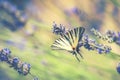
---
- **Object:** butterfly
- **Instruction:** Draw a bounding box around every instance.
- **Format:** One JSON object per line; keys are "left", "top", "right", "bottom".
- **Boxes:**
{"left": 51, "top": 27, "right": 85, "bottom": 62}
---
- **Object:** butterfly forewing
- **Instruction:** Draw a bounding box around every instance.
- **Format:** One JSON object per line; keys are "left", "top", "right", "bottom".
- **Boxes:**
{"left": 51, "top": 37, "right": 73, "bottom": 51}
{"left": 78, "top": 27, "right": 85, "bottom": 42}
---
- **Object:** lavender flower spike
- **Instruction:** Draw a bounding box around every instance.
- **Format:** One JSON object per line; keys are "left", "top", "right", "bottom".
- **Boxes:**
{"left": 52, "top": 22, "right": 66, "bottom": 36}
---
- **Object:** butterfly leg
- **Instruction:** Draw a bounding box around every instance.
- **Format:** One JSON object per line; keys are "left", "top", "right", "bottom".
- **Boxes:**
{"left": 74, "top": 54, "right": 80, "bottom": 62}
{"left": 77, "top": 52, "right": 84, "bottom": 59}
{"left": 76, "top": 45, "right": 84, "bottom": 59}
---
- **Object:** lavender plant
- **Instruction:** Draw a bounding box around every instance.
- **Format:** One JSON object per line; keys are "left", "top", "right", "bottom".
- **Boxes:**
{"left": 52, "top": 23, "right": 119, "bottom": 74}
{"left": 117, "top": 63, "right": 120, "bottom": 74}
{"left": 52, "top": 23, "right": 112, "bottom": 54}
{"left": 52, "top": 22, "right": 66, "bottom": 36}
{"left": 0, "top": 48, "right": 38, "bottom": 80}
{"left": 81, "top": 34, "right": 112, "bottom": 54}
{"left": 91, "top": 28, "right": 120, "bottom": 45}
{"left": 0, "top": 1, "right": 28, "bottom": 31}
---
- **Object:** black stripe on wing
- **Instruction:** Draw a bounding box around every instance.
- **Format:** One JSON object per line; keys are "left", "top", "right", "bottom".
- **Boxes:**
{"left": 66, "top": 27, "right": 85, "bottom": 46}
{"left": 69, "top": 30, "right": 74, "bottom": 43}
{"left": 74, "top": 27, "right": 78, "bottom": 38}
{"left": 78, "top": 27, "right": 85, "bottom": 42}
{"left": 63, "top": 33, "right": 72, "bottom": 46}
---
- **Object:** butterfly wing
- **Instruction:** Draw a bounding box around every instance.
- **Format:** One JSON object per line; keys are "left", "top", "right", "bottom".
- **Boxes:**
{"left": 51, "top": 27, "right": 85, "bottom": 52}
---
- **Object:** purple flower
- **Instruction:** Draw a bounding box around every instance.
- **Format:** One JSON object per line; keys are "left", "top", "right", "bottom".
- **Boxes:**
{"left": 72, "top": 8, "right": 79, "bottom": 15}
{"left": 95, "top": 0, "right": 106, "bottom": 14}
{"left": 106, "top": 30, "right": 116, "bottom": 38}
{"left": 97, "top": 48, "right": 103, "bottom": 54}
{"left": 116, "top": 63, "right": 120, "bottom": 74}
{"left": 52, "top": 22, "right": 66, "bottom": 36}
{"left": 1, "top": 48, "right": 11, "bottom": 55}
{"left": 0, "top": 48, "right": 11, "bottom": 61}
{"left": 33, "top": 77, "right": 39, "bottom": 80}
{"left": 82, "top": 34, "right": 111, "bottom": 54}
{"left": 104, "top": 46, "right": 112, "bottom": 53}
{"left": 0, "top": 48, "right": 35, "bottom": 78}
{"left": 115, "top": 32, "right": 120, "bottom": 45}
{"left": 12, "top": 57, "right": 19, "bottom": 69}
{"left": 22, "top": 63, "right": 31, "bottom": 76}
{"left": 0, "top": 54, "right": 8, "bottom": 61}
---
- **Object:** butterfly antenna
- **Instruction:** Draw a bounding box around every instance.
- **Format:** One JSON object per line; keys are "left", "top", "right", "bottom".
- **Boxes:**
{"left": 74, "top": 54, "right": 80, "bottom": 62}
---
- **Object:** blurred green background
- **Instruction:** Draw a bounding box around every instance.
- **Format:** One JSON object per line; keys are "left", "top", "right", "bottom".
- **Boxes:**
{"left": 0, "top": 0, "right": 120, "bottom": 80}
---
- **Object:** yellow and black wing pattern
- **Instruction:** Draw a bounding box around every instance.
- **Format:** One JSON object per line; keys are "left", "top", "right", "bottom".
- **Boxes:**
{"left": 51, "top": 27, "right": 85, "bottom": 61}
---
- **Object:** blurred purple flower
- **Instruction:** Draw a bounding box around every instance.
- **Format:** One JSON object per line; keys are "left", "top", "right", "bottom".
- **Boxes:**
{"left": 72, "top": 7, "right": 80, "bottom": 15}
{"left": 112, "top": 6, "right": 119, "bottom": 17}
{"left": 0, "top": 48, "right": 32, "bottom": 76}
{"left": 115, "top": 32, "right": 120, "bottom": 45}
{"left": 82, "top": 34, "right": 111, "bottom": 54}
{"left": 116, "top": 63, "right": 120, "bottom": 74}
{"left": 22, "top": 62, "right": 31, "bottom": 76}
{"left": 95, "top": 0, "right": 106, "bottom": 14}
{"left": 72, "top": 8, "right": 88, "bottom": 21}
{"left": 0, "top": 0, "right": 28, "bottom": 31}
{"left": 52, "top": 22, "right": 66, "bottom": 36}
{"left": 0, "top": 48, "right": 11, "bottom": 61}
{"left": 10, "top": 57, "right": 19, "bottom": 70}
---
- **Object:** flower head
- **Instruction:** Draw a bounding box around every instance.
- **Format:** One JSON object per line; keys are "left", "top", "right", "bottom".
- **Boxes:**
{"left": 52, "top": 22, "right": 66, "bottom": 36}
{"left": 82, "top": 34, "right": 111, "bottom": 54}
{"left": 22, "top": 63, "right": 31, "bottom": 75}
{"left": 12, "top": 57, "right": 20, "bottom": 69}
{"left": 115, "top": 32, "right": 120, "bottom": 45}
{"left": 116, "top": 63, "right": 120, "bottom": 74}
{"left": 0, "top": 48, "right": 11, "bottom": 61}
